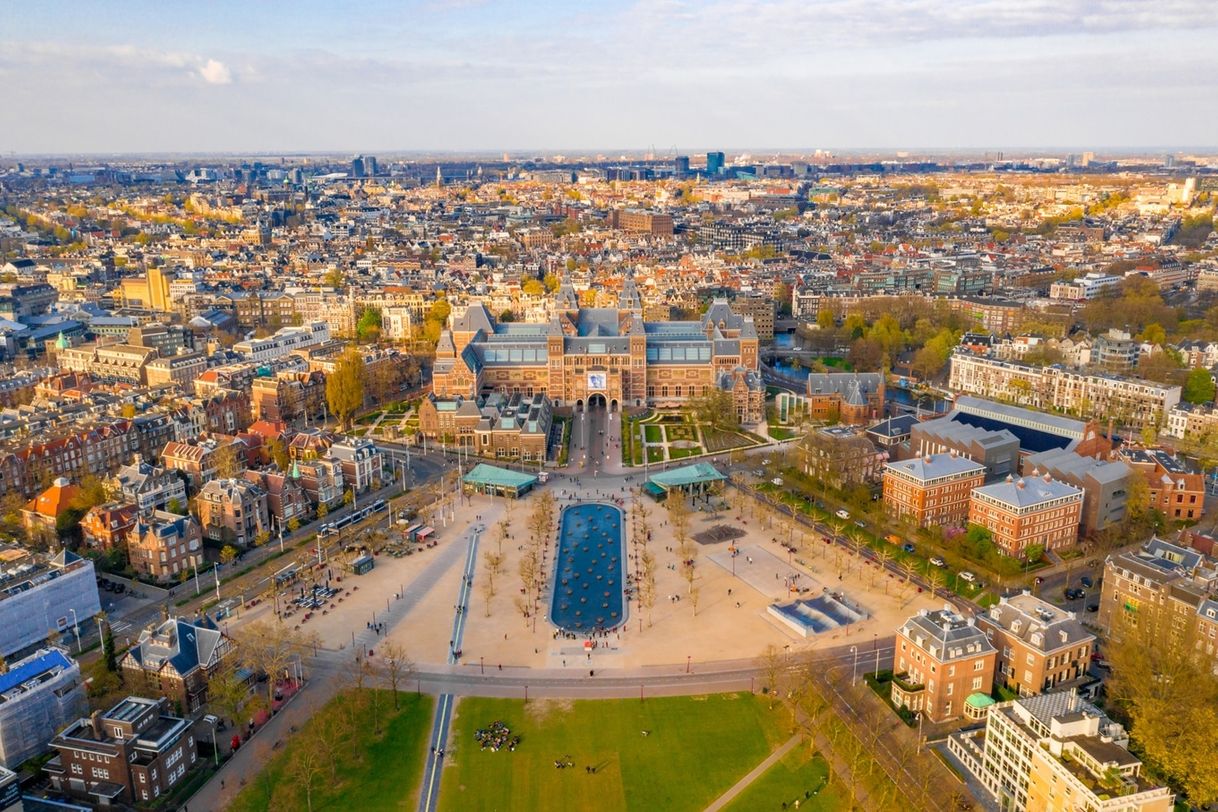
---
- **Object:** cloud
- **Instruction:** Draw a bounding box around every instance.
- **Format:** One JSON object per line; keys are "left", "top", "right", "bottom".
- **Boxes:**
{"left": 198, "top": 58, "right": 232, "bottom": 85}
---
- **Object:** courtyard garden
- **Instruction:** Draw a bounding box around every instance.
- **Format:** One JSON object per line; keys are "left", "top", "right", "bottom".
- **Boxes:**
{"left": 439, "top": 693, "right": 806, "bottom": 812}
{"left": 622, "top": 411, "right": 764, "bottom": 466}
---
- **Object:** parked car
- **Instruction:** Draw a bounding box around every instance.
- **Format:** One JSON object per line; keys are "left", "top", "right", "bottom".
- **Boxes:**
{"left": 1034, "top": 576, "right": 1045, "bottom": 585}
{"left": 1080, "top": 575, "right": 1094, "bottom": 588}
{"left": 835, "top": 509, "right": 850, "bottom": 520}
{"left": 959, "top": 571, "right": 977, "bottom": 584}
{"left": 929, "top": 556, "right": 946, "bottom": 568}
{"left": 1086, "top": 603, "right": 1099, "bottom": 613}
{"left": 1065, "top": 587, "right": 1085, "bottom": 600}
{"left": 902, "top": 543, "right": 916, "bottom": 554}
{"left": 771, "top": 477, "right": 784, "bottom": 487}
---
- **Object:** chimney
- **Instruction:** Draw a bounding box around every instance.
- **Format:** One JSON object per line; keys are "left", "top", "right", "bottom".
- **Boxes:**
{"left": 90, "top": 710, "right": 104, "bottom": 740}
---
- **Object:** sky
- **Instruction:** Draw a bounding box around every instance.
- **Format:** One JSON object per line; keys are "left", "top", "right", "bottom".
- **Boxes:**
{"left": 2, "top": 0, "right": 1217, "bottom": 155}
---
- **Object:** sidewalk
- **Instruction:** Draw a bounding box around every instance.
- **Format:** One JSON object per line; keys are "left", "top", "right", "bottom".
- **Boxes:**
{"left": 703, "top": 733, "right": 801, "bottom": 812}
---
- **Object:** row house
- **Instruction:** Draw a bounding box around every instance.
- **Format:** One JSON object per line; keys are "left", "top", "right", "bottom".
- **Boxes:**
{"left": 242, "top": 469, "right": 310, "bottom": 526}
{"left": 127, "top": 511, "right": 203, "bottom": 583}
{"left": 46, "top": 696, "right": 199, "bottom": 806}
{"left": 250, "top": 371, "right": 326, "bottom": 426}
{"left": 189, "top": 388, "right": 252, "bottom": 435}
{"left": 115, "top": 459, "right": 188, "bottom": 515}
{"left": 892, "top": 607, "right": 997, "bottom": 723}
{"left": 197, "top": 478, "right": 269, "bottom": 548}
{"left": 8, "top": 419, "right": 138, "bottom": 497}
{"left": 294, "top": 458, "right": 344, "bottom": 509}
{"left": 144, "top": 351, "right": 207, "bottom": 389}
{"left": 1116, "top": 448, "right": 1205, "bottom": 521}
{"left": 1099, "top": 538, "right": 1218, "bottom": 670}
{"left": 976, "top": 592, "right": 1095, "bottom": 697}
{"left": 948, "top": 352, "right": 1181, "bottom": 432}
{"left": 160, "top": 440, "right": 223, "bottom": 492}
{"left": 327, "top": 437, "right": 384, "bottom": 494}
{"left": 80, "top": 502, "right": 139, "bottom": 551}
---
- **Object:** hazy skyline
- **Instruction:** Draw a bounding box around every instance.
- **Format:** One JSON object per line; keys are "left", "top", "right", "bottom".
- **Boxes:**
{"left": 3, "top": 0, "right": 1217, "bottom": 155}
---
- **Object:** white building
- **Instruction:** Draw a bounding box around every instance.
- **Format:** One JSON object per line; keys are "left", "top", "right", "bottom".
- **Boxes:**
{"left": 1048, "top": 272, "right": 1122, "bottom": 301}
{"left": 0, "top": 550, "right": 101, "bottom": 658}
{"left": 233, "top": 321, "right": 330, "bottom": 363}
{"left": 0, "top": 647, "right": 87, "bottom": 768}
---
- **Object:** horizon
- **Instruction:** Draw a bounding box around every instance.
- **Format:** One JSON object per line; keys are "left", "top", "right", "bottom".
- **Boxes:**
{"left": 4, "top": 0, "right": 1218, "bottom": 154}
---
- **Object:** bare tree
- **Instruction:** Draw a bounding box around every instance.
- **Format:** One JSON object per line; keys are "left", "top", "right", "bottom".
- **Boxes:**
{"left": 235, "top": 620, "right": 309, "bottom": 707}
{"left": 285, "top": 735, "right": 326, "bottom": 812}
{"left": 759, "top": 644, "right": 785, "bottom": 708}
{"left": 380, "top": 642, "right": 414, "bottom": 709}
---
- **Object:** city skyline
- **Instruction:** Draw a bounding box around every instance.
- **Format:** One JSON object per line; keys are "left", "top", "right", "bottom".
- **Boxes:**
{"left": 3, "top": 0, "right": 1218, "bottom": 154}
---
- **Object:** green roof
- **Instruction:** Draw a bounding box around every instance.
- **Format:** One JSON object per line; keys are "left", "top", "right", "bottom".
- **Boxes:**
{"left": 965, "top": 692, "right": 996, "bottom": 709}
{"left": 648, "top": 463, "right": 726, "bottom": 490}
{"left": 463, "top": 463, "right": 538, "bottom": 489}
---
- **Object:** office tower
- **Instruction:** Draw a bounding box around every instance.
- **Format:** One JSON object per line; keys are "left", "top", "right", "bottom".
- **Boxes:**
{"left": 674, "top": 155, "right": 690, "bottom": 177}
{"left": 706, "top": 151, "right": 725, "bottom": 176}
{"left": 351, "top": 155, "right": 366, "bottom": 178}
{"left": 366, "top": 155, "right": 379, "bottom": 176}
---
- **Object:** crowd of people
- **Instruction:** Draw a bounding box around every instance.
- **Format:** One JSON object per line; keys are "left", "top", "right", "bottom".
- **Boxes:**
{"left": 474, "top": 720, "right": 520, "bottom": 752}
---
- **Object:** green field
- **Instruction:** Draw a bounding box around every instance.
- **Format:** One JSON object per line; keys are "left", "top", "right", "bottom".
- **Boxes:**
{"left": 723, "top": 746, "right": 840, "bottom": 812}
{"left": 439, "top": 694, "right": 791, "bottom": 812}
{"left": 644, "top": 424, "right": 663, "bottom": 443}
{"left": 230, "top": 691, "right": 434, "bottom": 812}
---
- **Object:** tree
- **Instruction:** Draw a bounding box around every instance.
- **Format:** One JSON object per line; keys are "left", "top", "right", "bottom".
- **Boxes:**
{"left": 266, "top": 436, "right": 291, "bottom": 471}
{"left": 323, "top": 268, "right": 345, "bottom": 289}
{"left": 1183, "top": 367, "right": 1216, "bottom": 405}
{"left": 356, "top": 307, "right": 382, "bottom": 344}
{"left": 847, "top": 337, "right": 884, "bottom": 370}
{"left": 759, "top": 644, "right": 785, "bottom": 708}
{"left": 816, "top": 308, "right": 836, "bottom": 330}
{"left": 687, "top": 388, "right": 738, "bottom": 430}
{"left": 325, "top": 347, "right": 366, "bottom": 429}
{"left": 207, "top": 662, "right": 252, "bottom": 729}
{"left": 1106, "top": 598, "right": 1218, "bottom": 806}
{"left": 521, "top": 278, "right": 545, "bottom": 296}
{"left": 316, "top": 500, "right": 329, "bottom": 520}
{"left": 379, "top": 642, "right": 414, "bottom": 709}
{"left": 220, "top": 545, "right": 239, "bottom": 564}
{"left": 1024, "top": 543, "right": 1044, "bottom": 565}
{"left": 213, "top": 442, "right": 242, "bottom": 479}
{"left": 235, "top": 621, "right": 310, "bottom": 707}
{"left": 285, "top": 735, "right": 327, "bottom": 812}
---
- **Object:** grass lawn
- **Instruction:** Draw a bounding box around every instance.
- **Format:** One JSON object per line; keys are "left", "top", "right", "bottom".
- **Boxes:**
{"left": 440, "top": 694, "right": 788, "bottom": 812}
{"left": 230, "top": 691, "right": 434, "bottom": 812}
{"left": 722, "top": 746, "right": 840, "bottom": 812}
{"left": 647, "top": 446, "right": 666, "bottom": 464}
{"left": 643, "top": 424, "right": 663, "bottom": 443}
{"left": 768, "top": 425, "right": 797, "bottom": 441}
{"left": 669, "top": 446, "right": 704, "bottom": 460}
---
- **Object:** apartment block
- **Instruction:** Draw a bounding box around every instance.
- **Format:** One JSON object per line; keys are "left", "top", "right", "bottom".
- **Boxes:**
{"left": 0, "top": 549, "right": 101, "bottom": 658}
{"left": 969, "top": 475, "right": 1083, "bottom": 557}
{"left": 882, "top": 453, "right": 986, "bottom": 527}
{"left": 46, "top": 696, "right": 199, "bottom": 806}
{"left": 1098, "top": 538, "right": 1218, "bottom": 669}
{"left": 892, "top": 607, "right": 997, "bottom": 723}
{"left": 948, "top": 690, "right": 1172, "bottom": 812}
{"left": 976, "top": 592, "right": 1095, "bottom": 697}
{"left": 233, "top": 321, "right": 330, "bottom": 363}
{"left": 948, "top": 353, "right": 1181, "bottom": 432}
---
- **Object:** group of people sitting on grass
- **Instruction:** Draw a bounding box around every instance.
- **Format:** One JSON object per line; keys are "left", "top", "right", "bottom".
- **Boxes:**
{"left": 474, "top": 720, "right": 519, "bottom": 752}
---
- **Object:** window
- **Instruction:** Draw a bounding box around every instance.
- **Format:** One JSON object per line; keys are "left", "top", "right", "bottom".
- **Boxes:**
{"left": 972, "top": 676, "right": 983, "bottom": 690}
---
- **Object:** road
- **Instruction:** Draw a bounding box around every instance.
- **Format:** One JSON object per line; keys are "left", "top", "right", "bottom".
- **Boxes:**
{"left": 418, "top": 522, "right": 483, "bottom": 812}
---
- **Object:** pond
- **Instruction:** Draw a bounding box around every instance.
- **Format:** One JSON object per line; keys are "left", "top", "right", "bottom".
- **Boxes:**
{"left": 550, "top": 503, "right": 626, "bottom": 633}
